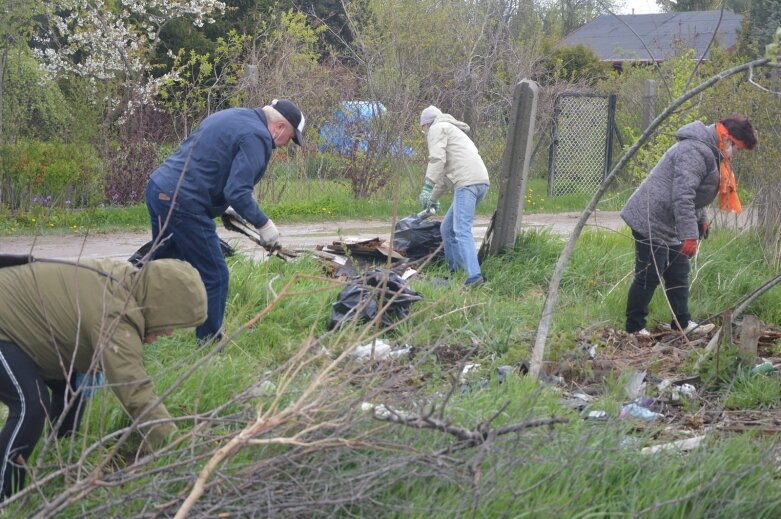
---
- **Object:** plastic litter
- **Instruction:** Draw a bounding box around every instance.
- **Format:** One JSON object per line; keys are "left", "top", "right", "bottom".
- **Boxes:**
{"left": 350, "top": 340, "right": 411, "bottom": 360}
{"left": 624, "top": 370, "right": 647, "bottom": 400}
{"left": 642, "top": 435, "right": 706, "bottom": 455}
{"left": 459, "top": 363, "right": 481, "bottom": 383}
{"left": 248, "top": 380, "right": 277, "bottom": 397}
{"left": 496, "top": 365, "right": 513, "bottom": 383}
{"left": 751, "top": 360, "right": 774, "bottom": 375}
{"left": 360, "top": 402, "right": 412, "bottom": 419}
{"left": 585, "top": 410, "right": 608, "bottom": 420}
{"left": 329, "top": 269, "right": 423, "bottom": 329}
{"left": 658, "top": 379, "right": 697, "bottom": 401}
{"left": 392, "top": 214, "right": 443, "bottom": 261}
{"left": 619, "top": 403, "right": 663, "bottom": 421}
{"left": 678, "top": 383, "right": 697, "bottom": 397}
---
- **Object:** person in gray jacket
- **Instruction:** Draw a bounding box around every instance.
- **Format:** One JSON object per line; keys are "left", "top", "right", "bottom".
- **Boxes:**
{"left": 621, "top": 114, "right": 756, "bottom": 336}
{"left": 418, "top": 105, "right": 490, "bottom": 287}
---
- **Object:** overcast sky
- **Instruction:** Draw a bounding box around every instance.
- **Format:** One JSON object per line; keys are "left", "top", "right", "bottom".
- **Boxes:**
{"left": 616, "top": 0, "right": 662, "bottom": 14}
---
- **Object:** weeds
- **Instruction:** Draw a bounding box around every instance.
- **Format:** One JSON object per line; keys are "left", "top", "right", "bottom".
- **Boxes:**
{"left": 2, "top": 226, "right": 780, "bottom": 516}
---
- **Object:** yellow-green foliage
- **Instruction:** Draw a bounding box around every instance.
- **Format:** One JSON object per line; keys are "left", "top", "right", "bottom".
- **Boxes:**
{"left": 620, "top": 50, "right": 704, "bottom": 183}
{"left": 158, "top": 30, "right": 251, "bottom": 135}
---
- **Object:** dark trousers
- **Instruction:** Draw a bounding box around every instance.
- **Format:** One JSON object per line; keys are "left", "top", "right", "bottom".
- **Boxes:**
{"left": 625, "top": 230, "right": 691, "bottom": 333}
{"left": 0, "top": 341, "right": 84, "bottom": 500}
{"left": 146, "top": 180, "right": 229, "bottom": 341}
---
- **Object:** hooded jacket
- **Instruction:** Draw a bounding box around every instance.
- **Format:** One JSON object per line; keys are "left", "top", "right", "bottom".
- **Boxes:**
{"left": 424, "top": 114, "right": 490, "bottom": 201}
{"left": 0, "top": 258, "right": 207, "bottom": 448}
{"left": 620, "top": 121, "right": 720, "bottom": 245}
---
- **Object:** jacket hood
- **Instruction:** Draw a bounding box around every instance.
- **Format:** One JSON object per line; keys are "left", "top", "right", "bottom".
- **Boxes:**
{"left": 131, "top": 259, "right": 207, "bottom": 334}
{"left": 676, "top": 121, "right": 717, "bottom": 152}
{"left": 433, "top": 113, "right": 471, "bottom": 133}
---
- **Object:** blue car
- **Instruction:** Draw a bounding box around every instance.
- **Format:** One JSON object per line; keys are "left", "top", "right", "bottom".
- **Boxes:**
{"left": 319, "top": 101, "right": 413, "bottom": 156}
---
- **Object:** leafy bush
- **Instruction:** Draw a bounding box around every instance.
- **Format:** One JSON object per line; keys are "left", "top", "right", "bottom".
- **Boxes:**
{"left": 1, "top": 48, "right": 72, "bottom": 142}
{"left": 0, "top": 139, "right": 102, "bottom": 211}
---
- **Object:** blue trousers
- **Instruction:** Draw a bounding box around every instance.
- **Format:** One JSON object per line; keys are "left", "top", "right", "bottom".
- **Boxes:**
{"left": 145, "top": 181, "right": 228, "bottom": 341}
{"left": 440, "top": 184, "right": 488, "bottom": 283}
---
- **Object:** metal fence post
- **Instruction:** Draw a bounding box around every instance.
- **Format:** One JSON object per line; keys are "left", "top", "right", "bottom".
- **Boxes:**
{"left": 642, "top": 79, "right": 656, "bottom": 131}
{"left": 489, "top": 80, "right": 540, "bottom": 255}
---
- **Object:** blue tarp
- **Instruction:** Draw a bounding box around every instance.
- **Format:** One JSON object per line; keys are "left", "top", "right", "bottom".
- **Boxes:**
{"left": 319, "top": 101, "right": 413, "bottom": 156}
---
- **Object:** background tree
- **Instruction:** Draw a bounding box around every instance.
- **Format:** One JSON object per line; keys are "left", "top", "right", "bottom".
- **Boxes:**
{"left": 0, "top": 0, "right": 42, "bottom": 144}
{"left": 656, "top": 0, "right": 717, "bottom": 11}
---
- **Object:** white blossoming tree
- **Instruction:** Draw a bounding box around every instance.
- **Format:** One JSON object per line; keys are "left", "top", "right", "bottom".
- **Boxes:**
{"left": 35, "top": 0, "right": 226, "bottom": 117}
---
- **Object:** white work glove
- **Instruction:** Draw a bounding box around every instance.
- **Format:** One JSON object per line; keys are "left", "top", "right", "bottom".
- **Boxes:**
{"left": 256, "top": 219, "right": 279, "bottom": 248}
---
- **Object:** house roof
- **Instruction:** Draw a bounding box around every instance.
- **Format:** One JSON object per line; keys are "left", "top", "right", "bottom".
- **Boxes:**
{"left": 559, "top": 10, "right": 743, "bottom": 62}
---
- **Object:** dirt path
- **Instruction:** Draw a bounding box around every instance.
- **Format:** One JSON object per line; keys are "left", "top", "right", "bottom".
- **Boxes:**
{"left": 0, "top": 211, "right": 625, "bottom": 261}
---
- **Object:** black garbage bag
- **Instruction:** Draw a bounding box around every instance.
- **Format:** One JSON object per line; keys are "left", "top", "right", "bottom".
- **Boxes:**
{"left": 392, "top": 214, "right": 442, "bottom": 261}
{"left": 128, "top": 238, "right": 235, "bottom": 267}
{"left": 329, "top": 268, "right": 423, "bottom": 330}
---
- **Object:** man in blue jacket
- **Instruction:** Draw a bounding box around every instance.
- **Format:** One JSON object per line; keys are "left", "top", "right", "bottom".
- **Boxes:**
{"left": 145, "top": 99, "right": 305, "bottom": 342}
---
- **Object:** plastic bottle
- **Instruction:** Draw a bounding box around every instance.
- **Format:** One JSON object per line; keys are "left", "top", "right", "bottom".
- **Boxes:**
{"left": 619, "top": 403, "right": 663, "bottom": 421}
{"left": 751, "top": 361, "right": 774, "bottom": 375}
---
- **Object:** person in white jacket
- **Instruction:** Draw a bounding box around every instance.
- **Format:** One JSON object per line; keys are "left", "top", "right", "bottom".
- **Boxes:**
{"left": 418, "top": 105, "right": 490, "bottom": 287}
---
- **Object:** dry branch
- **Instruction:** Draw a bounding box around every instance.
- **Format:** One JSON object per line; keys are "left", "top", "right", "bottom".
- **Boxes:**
{"left": 530, "top": 58, "right": 773, "bottom": 380}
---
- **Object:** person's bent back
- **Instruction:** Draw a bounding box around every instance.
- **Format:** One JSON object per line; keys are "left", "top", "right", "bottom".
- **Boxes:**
{"left": 0, "top": 258, "right": 206, "bottom": 500}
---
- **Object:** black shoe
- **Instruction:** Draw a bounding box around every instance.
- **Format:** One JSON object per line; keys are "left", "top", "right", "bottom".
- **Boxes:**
{"left": 464, "top": 275, "right": 485, "bottom": 288}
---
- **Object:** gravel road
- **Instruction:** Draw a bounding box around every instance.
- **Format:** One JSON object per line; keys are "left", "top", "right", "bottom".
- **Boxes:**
{"left": 0, "top": 211, "right": 625, "bottom": 262}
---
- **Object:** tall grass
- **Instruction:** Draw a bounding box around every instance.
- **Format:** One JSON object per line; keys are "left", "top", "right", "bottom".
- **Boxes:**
{"left": 3, "top": 226, "right": 779, "bottom": 516}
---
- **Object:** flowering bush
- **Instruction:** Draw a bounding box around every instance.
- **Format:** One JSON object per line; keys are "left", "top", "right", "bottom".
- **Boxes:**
{"left": 0, "top": 140, "right": 102, "bottom": 211}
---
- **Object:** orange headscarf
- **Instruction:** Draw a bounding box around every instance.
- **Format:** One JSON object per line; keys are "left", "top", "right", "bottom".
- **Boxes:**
{"left": 715, "top": 122, "right": 745, "bottom": 214}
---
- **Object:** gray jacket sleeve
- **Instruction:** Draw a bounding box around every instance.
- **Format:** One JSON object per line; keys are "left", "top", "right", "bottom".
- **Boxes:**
{"left": 671, "top": 149, "right": 706, "bottom": 241}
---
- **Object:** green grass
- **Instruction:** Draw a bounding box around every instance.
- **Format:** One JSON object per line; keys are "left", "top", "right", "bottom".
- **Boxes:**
{"left": 5, "top": 226, "right": 781, "bottom": 516}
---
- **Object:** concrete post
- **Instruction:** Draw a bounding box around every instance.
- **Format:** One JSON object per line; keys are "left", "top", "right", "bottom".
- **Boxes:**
{"left": 489, "top": 79, "right": 539, "bottom": 255}
{"left": 642, "top": 79, "right": 657, "bottom": 131}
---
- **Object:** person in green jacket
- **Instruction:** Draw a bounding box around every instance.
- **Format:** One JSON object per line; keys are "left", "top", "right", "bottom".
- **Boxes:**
{"left": 0, "top": 257, "right": 207, "bottom": 500}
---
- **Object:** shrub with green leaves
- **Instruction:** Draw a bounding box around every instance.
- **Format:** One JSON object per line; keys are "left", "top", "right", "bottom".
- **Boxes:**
{"left": 0, "top": 139, "right": 102, "bottom": 211}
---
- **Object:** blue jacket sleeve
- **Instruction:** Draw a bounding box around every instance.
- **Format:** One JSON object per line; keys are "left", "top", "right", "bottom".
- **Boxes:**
{"left": 224, "top": 138, "right": 271, "bottom": 228}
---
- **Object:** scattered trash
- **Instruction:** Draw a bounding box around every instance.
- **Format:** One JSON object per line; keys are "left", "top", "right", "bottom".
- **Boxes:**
{"left": 326, "top": 238, "right": 404, "bottom": 261}
{"left": 352, "top": 339, "right": 392, "bottom": 359}
{"left": 392, "top": 213, "right": 443, "bottom": 261}
{"left": 620, "top": 403, "right": 664, "bottom": 421}
{"left": 460, "top": 363, "right": 481, "bottom": 383}
{"left": 562, "top": 392, "right": 593, "bottom": 411}
{"left": 584, "top": 410, "right": 608, "bottom": 420}
{"left": 401, "top": 268, "right": 417, "bottom": 280}
{"left": 329, "top": 269, "right": 423, "bottom": 329}
{"left": 624, "top": 370, "right": 647, "bottom": 400}
{"left": 247, "top": 380, "right": 277, "bottom": 397}
{"left": 751, "top": 360, "right": 774, "bottom": 375}
{"left": 641, "top": 435, "right": 706, "bottom": 454}
{"left": 350, "top": 339, "right": 411, "bottom": 360}
{"left": 678, "top": 383, "right": 697, "bottom": 398}
{"left": 658, "top": 379, "right": 697, "bottom": 401}
{"left": 496, "top": 365, "right": 513, "bottom": 383}
{"left": 360, "top": 402, "right": 412, "bottom": 419}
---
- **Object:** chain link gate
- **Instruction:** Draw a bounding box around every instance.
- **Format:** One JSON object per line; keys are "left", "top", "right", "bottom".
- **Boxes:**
{"left": 547, "top": 93, "right": 617, "bottom": 196}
